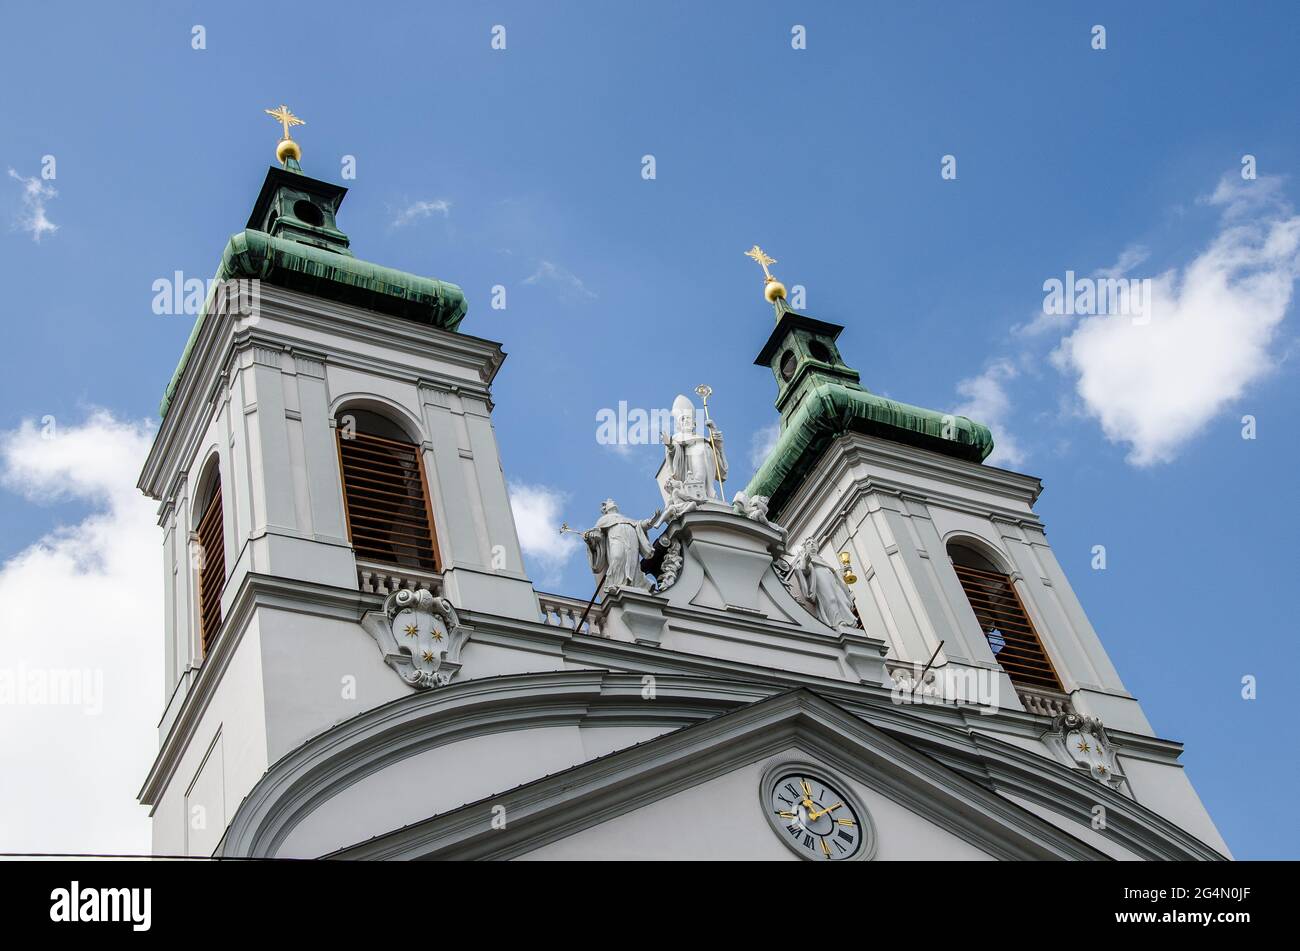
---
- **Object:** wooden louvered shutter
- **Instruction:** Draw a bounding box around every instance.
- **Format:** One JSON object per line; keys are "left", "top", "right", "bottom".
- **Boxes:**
{"left": 952, "top": 563, "right": 1062, "bottom": 691}
{"left": 337, "top": 427, "right": 439, "bottom": 572}
{"left": 196, "top": 483, "right": 225, "bottom": 657}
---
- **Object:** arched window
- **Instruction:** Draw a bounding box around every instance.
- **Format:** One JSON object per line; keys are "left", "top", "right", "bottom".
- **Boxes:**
{"left": 336, "top": 409, "right": 440, "bottom": 572}
{"left": 947, "top": 541, "right": 1061, "bottom": 691}
{"left": 195, "top": 472, "right": 225, "bottom": 657}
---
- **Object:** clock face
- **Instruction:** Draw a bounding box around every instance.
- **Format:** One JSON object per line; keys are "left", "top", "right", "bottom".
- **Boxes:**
{"left": 767, "top": 772, "right": 863, "bottom": 861}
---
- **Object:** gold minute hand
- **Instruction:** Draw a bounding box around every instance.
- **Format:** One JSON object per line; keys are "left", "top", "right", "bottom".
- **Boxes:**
{"left": 809, "top": 802, "right": 843, "bottom": 820}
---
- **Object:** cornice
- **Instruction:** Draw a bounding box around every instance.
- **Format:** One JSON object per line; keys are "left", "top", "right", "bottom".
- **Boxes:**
{"left": 780, "top": 432, "right": 1046, "bottom": 541}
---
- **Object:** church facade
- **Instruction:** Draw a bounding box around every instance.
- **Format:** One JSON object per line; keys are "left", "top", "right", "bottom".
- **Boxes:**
{"left": 136, "top": 116, "right": 1229, "bottom": 861}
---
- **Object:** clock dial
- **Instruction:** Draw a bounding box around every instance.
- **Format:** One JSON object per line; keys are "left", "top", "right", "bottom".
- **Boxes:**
{"left": 769, "top": 772, "right": 862, "bottom": 861}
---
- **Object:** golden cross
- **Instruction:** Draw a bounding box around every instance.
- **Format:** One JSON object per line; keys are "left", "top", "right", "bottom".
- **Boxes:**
{"left": 265, "top": 104, "right": 305, "bottom": 140}
{"left": 744, "top": 245, "right": 777, "bottom": 280}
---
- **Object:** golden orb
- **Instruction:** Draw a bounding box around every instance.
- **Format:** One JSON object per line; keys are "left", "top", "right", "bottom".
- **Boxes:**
{"left": 764, "top": 278, "right": 787, "bottom": 303}
{"left": 276, "top": 137, "right": 302, "bottom": 164}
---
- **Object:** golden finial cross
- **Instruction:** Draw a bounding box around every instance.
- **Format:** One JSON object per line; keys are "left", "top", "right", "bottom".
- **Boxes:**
{"left": 265, "top": 104, "right": 305, "bottom": 140}
{"left": 744, "top": 245, "right": 777, "bottom": 280}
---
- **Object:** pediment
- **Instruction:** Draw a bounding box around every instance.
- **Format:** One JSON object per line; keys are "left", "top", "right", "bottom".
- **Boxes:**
{"left": 331, "top": 689, "right": 1106, "bottom": 861}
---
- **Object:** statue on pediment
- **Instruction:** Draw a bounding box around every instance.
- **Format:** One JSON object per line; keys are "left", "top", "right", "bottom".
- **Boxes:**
{"left": 661, "top": 393, "right": 727, "bottom": 503}
{"left": 581, "top": 499, "right": 659, "bottom": 596}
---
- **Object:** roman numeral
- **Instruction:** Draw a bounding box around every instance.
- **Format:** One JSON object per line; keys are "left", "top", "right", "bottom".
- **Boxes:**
{"left": 803, "top": 833, "right": 814, "bottom": 849}
{"left": 837, "top": 829, "right": 854, "bottom": 842}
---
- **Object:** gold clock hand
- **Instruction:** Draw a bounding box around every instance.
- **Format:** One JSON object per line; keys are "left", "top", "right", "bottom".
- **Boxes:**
{"left": 809, "top": 802, "right": 844, "bottom": 820}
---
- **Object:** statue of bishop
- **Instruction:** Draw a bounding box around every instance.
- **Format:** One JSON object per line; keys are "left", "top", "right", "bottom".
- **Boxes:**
{"left": 661, "top": 394, "right": 728, "bottom": 503}
{"left": 583, "top": 499, "right": 659, "bottom": 596}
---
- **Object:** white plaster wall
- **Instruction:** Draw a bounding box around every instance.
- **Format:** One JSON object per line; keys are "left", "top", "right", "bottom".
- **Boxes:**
{"left": 257, "top": 608, "right": 411, "bottom": 763}
{"left": 456, "top": 639, "right": 570, "bottom": 680}
{"left": 1118, "top": 757, "right": 1231, "bottom": 857}
{"left": 150, "top": 618, "right": 269, "bottom": 856}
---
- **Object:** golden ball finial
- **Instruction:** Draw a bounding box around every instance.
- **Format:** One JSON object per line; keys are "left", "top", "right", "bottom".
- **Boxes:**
{"left": 276, "top": 138, "right": 302, "bottom": 164}
{"left": 265, "top": 104, "right": 306, "bottom": 167}
{"left": 745, "top": 245, "right": 787, "bottom": 304}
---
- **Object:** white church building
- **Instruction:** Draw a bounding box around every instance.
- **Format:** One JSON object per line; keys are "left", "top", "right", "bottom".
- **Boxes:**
{"left": 136, "top": 119, "right": 1229, "bottom": 861}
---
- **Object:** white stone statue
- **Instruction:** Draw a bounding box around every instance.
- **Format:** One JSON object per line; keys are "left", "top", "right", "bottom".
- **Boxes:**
{"left": 652, "top": 477, "right": 702, "bottom": 528}
{"left": 582, "top": 499, "right": 659, "bottom": 596}
{"left": 661, "top": 394, "right": 728, "bottom": 502}
{"left": 732, "top": 490, "right": 780, "bottom": 532}
{"left": 792, "top": 538, "right": 859, "bottom": 631}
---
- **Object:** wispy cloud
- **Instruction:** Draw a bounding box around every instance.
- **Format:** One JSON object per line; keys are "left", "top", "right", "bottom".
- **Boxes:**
{"left": 508, "top": 481, "right": 579, "bottom": 588}
{"left": 523, "top": 261, "right": 596, "bottom": 299}
{"left": 0, "top": 411, "right": 159, "bottom": 853}
{"left": 391, "top": 198, "right": 451, "bottom": 227}
{"left": 953, "top": 359, "right": 1026, "bottom": 468}
{"left": 749, "top": 422, "right": 780, "bottom": 471}
{"left": 1095, "top": 243, "right": 1151, "bottom": 279}
{"left": 7, "top": 169, "right": 58, "bottom": 242}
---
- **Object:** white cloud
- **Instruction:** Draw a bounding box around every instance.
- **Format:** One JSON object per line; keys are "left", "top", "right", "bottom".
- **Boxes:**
{"left": 1052, "top": 175, "right": 1300, "bottom": 466}
{"left": 953, "top": 359, "right": 1026, "bottom": 468}
{"left": 391, "top": 199, "right": 451, "bottom": 227}
{"left": 601, "top": 441, "right": 635, "bottom": 459}
{"left": 750, "top": 422, "right": 780, "bottom": 470}
{"left": 7, "top": 168, "right": 58, "bottom": 243}
{"left": 0, "top": 411, "right": 159, "bottom": 854}
{"left": 523, "top": 261, "right": 596, "bottom": 299}
{"left": 508, "top": 482, "right": 579, "bottom": 588}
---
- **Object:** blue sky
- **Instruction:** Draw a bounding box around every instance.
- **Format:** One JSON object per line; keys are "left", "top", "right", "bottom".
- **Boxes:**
{"left": 1, "top": 2, "right": 1297, "bottom": 857}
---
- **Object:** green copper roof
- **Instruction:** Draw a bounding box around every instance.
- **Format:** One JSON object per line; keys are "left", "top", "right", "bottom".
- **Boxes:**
{"left": 159, "top": 164, "right": 467, "bottom": 418}
{"left": 158, "top": 232, "right": 467, "bottom": 417}
{"left": 745, "top": 381, "right": 994, "bottom": 519}
{"left": 745, "top": 297, "right": 994, "bottom": 516}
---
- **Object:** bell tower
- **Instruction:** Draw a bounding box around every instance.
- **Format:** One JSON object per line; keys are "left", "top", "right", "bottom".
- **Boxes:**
{"left": 742, "top": 248, "right": 1152, "bottom": 735}
{"left": 137, "top": 110, "right": 537, "bottom": 855}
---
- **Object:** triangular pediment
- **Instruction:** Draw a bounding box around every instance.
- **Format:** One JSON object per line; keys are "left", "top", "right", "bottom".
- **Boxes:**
{"left": 332, "top": 689, "right": 1106, "bottom": 861}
